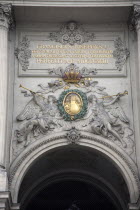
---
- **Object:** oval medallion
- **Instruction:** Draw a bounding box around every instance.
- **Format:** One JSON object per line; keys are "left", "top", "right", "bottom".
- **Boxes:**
{"left": 63, "top": 92, "right": 83, "bottom": 116}
{"left": 58, "top": 89, "right": 88, "bottom": 121}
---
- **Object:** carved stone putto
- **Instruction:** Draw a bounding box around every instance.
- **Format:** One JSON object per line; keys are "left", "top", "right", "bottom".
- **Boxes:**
{"left": 50, "top": 21, "right": 94, "bottom": 45}
{"left": 113, "top": 37, "right": 129, "bottom": 71}
{"left": 15, "top": 37, "right": 31, "bottom": 71}
{"left": 0, "top": 3, "right": 14, "bottom": 29}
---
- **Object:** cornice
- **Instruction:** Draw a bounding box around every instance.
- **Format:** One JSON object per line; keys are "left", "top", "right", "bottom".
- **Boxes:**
{"left": 0, "top": 0, "right": 139, "bottom": 7}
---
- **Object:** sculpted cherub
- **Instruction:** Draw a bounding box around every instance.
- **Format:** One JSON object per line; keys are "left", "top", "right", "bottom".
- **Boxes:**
{"left": 88, "top": 93, "right": 129, "bottom": 147}
{"left": 15, "top": 92, "right": 59, "bottom": 147}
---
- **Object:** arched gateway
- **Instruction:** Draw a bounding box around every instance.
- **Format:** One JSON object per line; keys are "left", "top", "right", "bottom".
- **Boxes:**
{"left": 10, "top": 132, "right": 140, "bottom": 209}
{"left": 0, "top": 2, "right": 140, "bottom": 210}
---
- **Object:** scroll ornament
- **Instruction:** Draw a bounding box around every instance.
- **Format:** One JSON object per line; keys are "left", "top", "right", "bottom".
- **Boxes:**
{"left": 50, "top": 21, "right": 94, "bottom": 45}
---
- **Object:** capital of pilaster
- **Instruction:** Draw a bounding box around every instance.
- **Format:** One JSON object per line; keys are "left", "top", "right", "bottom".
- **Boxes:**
{"left": 129, "top": 5, "right": 140, "bottom": 31}
{"left": 0, "top": 3, "right": 15, "bottom": 30}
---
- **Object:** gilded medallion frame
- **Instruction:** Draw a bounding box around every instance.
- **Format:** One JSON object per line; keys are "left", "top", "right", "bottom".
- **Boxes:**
{"left": 58, "top": 89, "right": 88, "bottom": 121}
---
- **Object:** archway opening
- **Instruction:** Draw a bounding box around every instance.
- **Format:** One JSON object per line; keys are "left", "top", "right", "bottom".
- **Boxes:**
{"left": 25, "top": 180, "right": 119, "bottom": 210}
{"left": 18, "top": 145, "right": 130, "bottom": 210}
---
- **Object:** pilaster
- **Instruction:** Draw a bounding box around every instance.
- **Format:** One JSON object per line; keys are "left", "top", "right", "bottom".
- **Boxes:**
{"left": 129, "top": 5, "right": 140, "bottom": 177}
{"left": 0, "top": 3, "right": 14, "bottom": 169}
{"left": 0, "top": 3, "right": 14, "bottom": 210}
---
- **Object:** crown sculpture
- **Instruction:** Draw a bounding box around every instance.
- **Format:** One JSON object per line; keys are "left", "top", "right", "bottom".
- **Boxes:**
{"left": 62, "top": 63, "right": 82, "bottom": 83}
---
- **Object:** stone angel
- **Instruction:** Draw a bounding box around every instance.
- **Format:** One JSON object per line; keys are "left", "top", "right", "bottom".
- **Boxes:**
{"left": 88, "top": 92, "right": 129, "bottom": 147}
{"left": 15, "top": 92, "right": 59, "bottom": 147}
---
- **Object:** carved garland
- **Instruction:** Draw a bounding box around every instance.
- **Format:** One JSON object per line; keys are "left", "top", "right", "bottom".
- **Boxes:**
{"left": 9, "top": 133, "right": 140, "bottom": 191}
{"left": 15, "top": 36, "right": 31, "bottom": 71}
{"left": 113, "top": 37, "right": 130, "bottom": 71}
{"left": 58, "top": 89, "right": 88, "bottom": 121}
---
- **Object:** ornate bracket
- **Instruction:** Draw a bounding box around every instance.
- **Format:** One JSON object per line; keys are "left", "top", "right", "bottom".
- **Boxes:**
{"left": 15, "top": 37, "right": 31, "bottom": 71}
{"left": 0, "top": 3, "right": 15, "bottom": 29}
{"left": 113, "top": 37, "right": 129, "bottom": 71}
{"left": 50, "top": 21, "right": 94, "bottom": 45}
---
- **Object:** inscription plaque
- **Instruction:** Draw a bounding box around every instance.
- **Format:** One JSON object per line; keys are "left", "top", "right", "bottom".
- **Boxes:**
{"left": 16, "top": 25, "right": 129, "bottom": 77}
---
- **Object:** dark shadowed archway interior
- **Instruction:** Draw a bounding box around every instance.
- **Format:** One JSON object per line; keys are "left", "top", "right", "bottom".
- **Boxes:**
{"left": 19, "top": 145, "right": 129, "bottom": 210}
{"left": 25, "top": 180, "right": 118, "bottom": 210}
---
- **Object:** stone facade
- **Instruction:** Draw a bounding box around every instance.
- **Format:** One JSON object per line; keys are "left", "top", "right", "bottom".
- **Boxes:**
{"left": 0, "top": 1, "right": 140, "bottom": 209}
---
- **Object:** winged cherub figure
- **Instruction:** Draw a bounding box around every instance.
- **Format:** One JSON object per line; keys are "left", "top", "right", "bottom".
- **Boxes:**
{"left": 15, "top": 92, "right": 58, "bottom": 147}
{"left": 88, "top": 94, "right": 129, "bottom": 147}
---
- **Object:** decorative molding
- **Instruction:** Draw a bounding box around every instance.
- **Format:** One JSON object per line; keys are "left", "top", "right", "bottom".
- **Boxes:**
{"left": 66, "top": 127, "right": 81, "bottom": 143}
{"left": 15, "top": 37, "right": 31, "bottom": 71}
{"left": 113, "top": 37, "right": 130, "bottom": 71}
{"left": 129, "top": 5, "right": 140, "bottom": 31}
{"left": 50, "top": 21, "right": 94, "bottom": 45}
{"left": 0, "top": 1, "right": 135, "bottom": 7}
{"left": 0, "top": 3, "right": 15, "bottom": 29}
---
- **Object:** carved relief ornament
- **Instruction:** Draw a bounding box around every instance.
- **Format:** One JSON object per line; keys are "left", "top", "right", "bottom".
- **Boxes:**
{"left": 13, "top": 73, "right": 134, "bottom": 159}
{"left": 50, "top": 21, "right": 94, "bottom": 45}
{"left": 0, "top": 3, "right": 15, "bottom": 29}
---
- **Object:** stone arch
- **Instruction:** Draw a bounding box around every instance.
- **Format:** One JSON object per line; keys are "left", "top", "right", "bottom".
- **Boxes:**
{"left": 9, "top": 131, "right": 140, "bottom": 205}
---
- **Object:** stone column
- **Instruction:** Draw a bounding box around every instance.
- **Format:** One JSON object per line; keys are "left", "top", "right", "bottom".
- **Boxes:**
{"left": 129, "top": 4, "right": 140, "bottom": 210}
{"left": 0, "top": 3, "right": 13, "bottom": 189}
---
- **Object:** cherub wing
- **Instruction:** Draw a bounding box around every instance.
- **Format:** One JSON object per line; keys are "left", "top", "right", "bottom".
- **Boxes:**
{"left": 104, "top": 98, "right": 129, "bottom": 123}
{"left": 16, "top": 99, "right": 41, "bottom": 121}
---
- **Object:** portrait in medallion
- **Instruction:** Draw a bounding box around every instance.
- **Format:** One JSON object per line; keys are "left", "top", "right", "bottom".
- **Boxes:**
{"left": 58, "top": 89, "right": 88, "bottom": 121}
{"left": 63, "top": 92, "right": 83, "bottom": 117}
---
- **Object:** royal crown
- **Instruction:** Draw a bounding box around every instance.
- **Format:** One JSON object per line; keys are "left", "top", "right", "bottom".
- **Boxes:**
{"left": 62, "top": 64, "right": 82, "bottom": 83}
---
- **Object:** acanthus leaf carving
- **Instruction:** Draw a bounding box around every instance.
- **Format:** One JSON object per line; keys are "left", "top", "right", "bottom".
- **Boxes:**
{"left": 15, "top": 36, "right": 31, "bottom": 71}
{"left": 113, "top": 37, "right": 130, "bottom": 71}
{"left": 0, "top": 3, "right": 15, "bottom": 29}
{"left": 129, "top": 5, "right": 140, "bottom": 31}
{"left": 50, "top": 21, "right": 94, "bottom": 45}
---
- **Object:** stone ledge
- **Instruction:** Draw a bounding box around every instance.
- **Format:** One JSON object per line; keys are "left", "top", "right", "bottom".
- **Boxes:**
{"left": 129, "top": 197, "right": 140, "bottom": 210}
{"left": 0, "top": 192, "right": 19, "bottom": 210}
